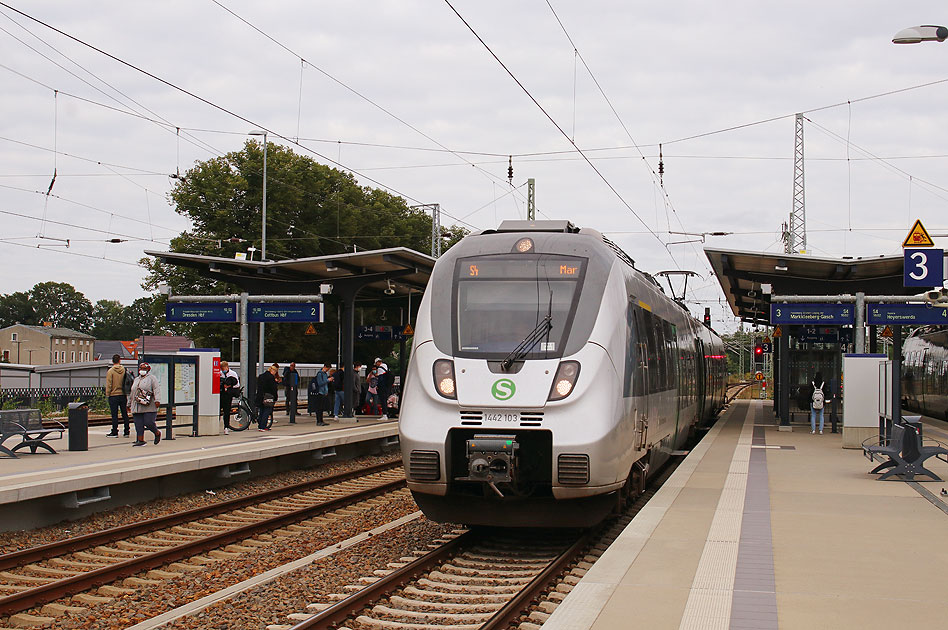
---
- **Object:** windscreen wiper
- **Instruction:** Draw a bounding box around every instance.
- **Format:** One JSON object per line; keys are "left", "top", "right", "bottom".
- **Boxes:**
{"left": 501, "top": 315, "right": 552, "bottom": 371}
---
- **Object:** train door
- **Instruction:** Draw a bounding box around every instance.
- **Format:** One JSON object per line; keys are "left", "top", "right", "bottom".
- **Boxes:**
{"left": 631, "top": 305, "right": 650, "bottom": 450}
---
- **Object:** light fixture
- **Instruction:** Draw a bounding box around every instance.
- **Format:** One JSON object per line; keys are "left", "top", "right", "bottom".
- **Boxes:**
{"left": 384, "top": 280, "right": 396, "bottom": 295}
{"left": 774, "top": 260, "right": 788, "bottom": 272}
{"left": 514, "top": 238, "right": 534, "bottom": 253}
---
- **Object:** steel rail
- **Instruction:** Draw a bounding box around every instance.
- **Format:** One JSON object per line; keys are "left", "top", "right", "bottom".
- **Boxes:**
{"left": 288, "top": 531, "right": 477, "bottom": 629}
{"left": 480, "top": 530, "right": 592, "bottom": 630}
{"left": 0, "top": 476, "right": 405, "bottom": 615}
{"left": 0, "top": 461, "right": 401, "bottom": 571}
{"left": 288, "top": 529, "right": 590, "bottom": 630}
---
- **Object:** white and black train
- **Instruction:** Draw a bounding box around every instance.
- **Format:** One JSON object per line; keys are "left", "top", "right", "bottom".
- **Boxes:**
{"left": 399, "top": 221, "right": 727, "bottom": 527}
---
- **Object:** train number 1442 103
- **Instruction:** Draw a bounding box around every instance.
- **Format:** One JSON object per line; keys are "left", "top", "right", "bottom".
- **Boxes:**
{"left": 485, "top": 412, "right": 519, "bottom": 423}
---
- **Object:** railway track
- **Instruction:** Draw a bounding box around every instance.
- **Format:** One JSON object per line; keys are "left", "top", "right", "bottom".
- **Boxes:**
{"left": 0, "top": 462, "right": 406, "bottom": 621}
{"left": 271, "top": 460, "right": 680, "bottom": 630}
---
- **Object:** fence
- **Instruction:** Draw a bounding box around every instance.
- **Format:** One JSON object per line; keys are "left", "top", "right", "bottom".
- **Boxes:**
{"left": 0, "top": 387, "right": 105, "bottom": 414}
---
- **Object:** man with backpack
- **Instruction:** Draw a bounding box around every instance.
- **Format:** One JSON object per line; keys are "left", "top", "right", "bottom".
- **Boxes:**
{"left": 106, "top": 354, "right": 132, "bottom": 437}
{"left": 808, "top": 371, "right": 829, "bottom": 435}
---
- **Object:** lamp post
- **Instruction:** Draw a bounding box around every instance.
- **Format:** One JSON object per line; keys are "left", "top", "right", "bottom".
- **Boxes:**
{"left": 248, "top": 130, "right": 267, "bottom": 370}
{"left": 892, "top": 25, "right": 948, "bottom": 44}
{"left": 141, "top": 328, "right": 152, "bottom": 362}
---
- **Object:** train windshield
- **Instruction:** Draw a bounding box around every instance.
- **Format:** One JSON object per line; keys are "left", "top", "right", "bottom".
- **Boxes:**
{"left": 453, "top": 254, "right": 586, "bottom": 359}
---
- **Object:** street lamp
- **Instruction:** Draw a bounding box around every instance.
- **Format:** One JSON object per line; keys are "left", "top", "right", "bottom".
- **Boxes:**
{"left": 892, "top": 25, "right": 948, "bottom": 44}
{"left": 141, "top": 328, "right": 152, "bottom": 362}
{"left": 248, "top": 130, "right": 268, "bottom": 370}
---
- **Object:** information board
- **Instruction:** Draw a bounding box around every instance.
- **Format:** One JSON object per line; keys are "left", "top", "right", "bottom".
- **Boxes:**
{"left": 165, "top": 303, "right": 236, "bottom": 322}
{"left": 866, "top": 304, "right": 948, "bottom": 326}
{"left": 248, "top": 302, "right": 324, "bottom": 323}
{"left": 358, "top": 325, "right": 407, "bottom": 340}
{"left": 770, "top": 303, "right": 855, "bottom": 325}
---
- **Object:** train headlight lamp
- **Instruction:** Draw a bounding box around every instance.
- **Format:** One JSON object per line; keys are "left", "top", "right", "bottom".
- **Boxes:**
{"left": 433, "top": 359, "right": 457, "bottom": 399}
{"left": 548, "top": 360, "right": 580, "bottom": 401}
{"left": 514, "top": 238, "right": 534, "bottom": 253}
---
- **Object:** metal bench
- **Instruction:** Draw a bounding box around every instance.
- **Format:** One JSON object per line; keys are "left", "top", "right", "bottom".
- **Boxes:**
{"left": 863, "top": 419, "right": 948, "bottom": 481}
{"left": 0, "top": 409, "right": 65, "bottom": 458}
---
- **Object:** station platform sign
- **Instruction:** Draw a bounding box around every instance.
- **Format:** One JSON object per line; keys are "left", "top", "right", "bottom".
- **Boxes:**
{"left": 770, "top": 303, "right": 854, "bottom": 325}
{"left": 248, "top": 302, "right": 324, "bottom": 323}
{"left": 165, "top": 303, "right": 237, "bottom": 323}
{"left": 866, "top": 304, "right": 948, "bottom": 326}
{"left": 358, "top": 325, "right": 408, "bottom": 341}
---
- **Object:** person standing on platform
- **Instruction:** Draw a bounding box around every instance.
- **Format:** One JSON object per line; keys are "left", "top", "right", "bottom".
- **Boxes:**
{"left": 374, "top": 358, "right": 390, "bottom": 420}
{"left": 351, "top": 362, "right": 363, "bottom": 416}
{"left": 333, "top": 364, "right": 346, "bottom": 418}
{"left": 365, "top": 368, "right": 382, "bottom": 415}
{"left": 314, "top": 363, "right": 331, "bottom": 426}
{"left": 307, "top": 374, "right": 320, "bottom": 415}
{"left": 283, "top": 362, "right": 300, "bottom": 424}
{"left": 808, "top": 371, "right": 828, "bottom": 435}
{"left": 106, "top": 354, "right": 131, "bottom": 438}
{"left": 128, "top": 362, "right": 161, "bottom": 447}
{"left": 255, "top": 363, "right": 279, "bottom": 432}
{"left": 220, "top": 360, "right": 240, "bottom": 434}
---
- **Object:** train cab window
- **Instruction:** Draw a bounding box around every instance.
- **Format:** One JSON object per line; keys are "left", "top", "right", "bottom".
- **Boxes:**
{"left": 453, "top": 254, "right": 585, "bottom": 359}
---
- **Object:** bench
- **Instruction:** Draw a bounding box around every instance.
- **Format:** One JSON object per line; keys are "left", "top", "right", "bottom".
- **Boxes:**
{"left": 0, "top": 409, "right": 65, "bottom": 459}
{"left": 863, "top": 419, "right": 948, "bottom": 481}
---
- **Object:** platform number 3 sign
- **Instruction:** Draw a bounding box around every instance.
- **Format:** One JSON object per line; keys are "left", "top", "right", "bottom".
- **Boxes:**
{"left": 904, "top": 248, "right": 944, "bottom": 288}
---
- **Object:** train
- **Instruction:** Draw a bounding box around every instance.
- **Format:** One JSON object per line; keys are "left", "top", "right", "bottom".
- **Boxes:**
{"left": 902, "top": 326, "right": 948, "bottom": 421}
{"left": 398, "top": 220, "right": 727, "bottom": 527}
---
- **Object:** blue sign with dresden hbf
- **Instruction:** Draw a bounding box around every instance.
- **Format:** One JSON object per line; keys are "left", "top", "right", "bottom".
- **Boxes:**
{"left": 248, "top": 302, "right": 324, "bottom": 323}
{"left": 770, "top": 303, "right": 854, "bottom": 325}
{"left": 165, "top": 302, "right": 236, "bottom": 322}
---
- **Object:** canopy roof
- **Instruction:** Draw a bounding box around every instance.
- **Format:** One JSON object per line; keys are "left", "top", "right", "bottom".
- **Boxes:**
{"left": 704, "top": 247, "right": 921, "bottom": 324}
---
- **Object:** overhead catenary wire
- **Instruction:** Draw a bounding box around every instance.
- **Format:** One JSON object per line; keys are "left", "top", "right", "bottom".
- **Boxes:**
{"left": 442, "top": 0, "right": 674, "bottom": 264}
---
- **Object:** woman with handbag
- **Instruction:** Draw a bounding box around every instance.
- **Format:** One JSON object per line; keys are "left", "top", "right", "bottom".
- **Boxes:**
{"left": 128, "top": 362, "right": 161, "bottom": 447}
{"left": 255, "top": 363, "right": 279, "bottom": 432}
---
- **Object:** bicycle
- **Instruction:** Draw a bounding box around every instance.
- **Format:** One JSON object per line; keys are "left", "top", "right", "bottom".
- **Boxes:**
{"left": 225, "top": 387, "right": 272, "bottom": 431}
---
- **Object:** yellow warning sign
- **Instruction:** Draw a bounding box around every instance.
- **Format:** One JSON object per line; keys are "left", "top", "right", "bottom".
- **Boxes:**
{"left": 880, "top": 325, "right": 893, "bottom": 338}
{"left": 772, "top": 326, "right": 782, "bottom": 338}
{"left": 402, "top": 323, "right": 414, "bottom": 336}
{"left": 304, "top": 324, "right": 317, "bottom": 335}
{"left": 902, "top": 219, "right": 935, "bottom": 248}
{"left": 763, "top": 336, "right": 771, "bottom": 344}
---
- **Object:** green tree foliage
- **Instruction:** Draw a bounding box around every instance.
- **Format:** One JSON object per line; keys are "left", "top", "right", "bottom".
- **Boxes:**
{"left": 27, "top": 282, "right": 93, "bottom": 331}
{"left": 142, "top": 141, "right": 468, "bottom": 363}
{"left": 0, "top": 291, "right": 35, "bottom": 329}
{"left": 90, "top": 300, "right": 131, "bottom": 339}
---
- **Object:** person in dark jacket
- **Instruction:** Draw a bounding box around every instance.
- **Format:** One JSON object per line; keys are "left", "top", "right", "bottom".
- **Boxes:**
{"left": 283, "top": 362, "right": 299, "bottom": 424}
{"left": 313, "top": 363, "right": 331, "bottom": 426}
{"left": 307, "top": 376, "right": 320, "bottom": 415}
{"left": 255, "top": 363, "right": 279, "bottom": 431}
{"left": 806, "top": 371, "right": 830, "bottom": 435}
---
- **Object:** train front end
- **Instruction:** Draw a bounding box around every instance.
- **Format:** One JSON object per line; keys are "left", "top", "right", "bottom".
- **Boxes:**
{"left": 399, "top": 224, "right": 630, "bottom": 527}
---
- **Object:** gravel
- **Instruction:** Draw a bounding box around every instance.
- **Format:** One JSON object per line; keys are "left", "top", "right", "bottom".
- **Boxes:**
{"left": 26, "top": 494, "right": 454, "bottom": 630}
{"left": 0, "top": 451, "right": 402, "bottom": 554}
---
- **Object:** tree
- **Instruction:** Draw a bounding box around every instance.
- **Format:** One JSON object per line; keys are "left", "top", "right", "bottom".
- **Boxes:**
{"left": 28, "top": 282, "right": 93, "bottom": 332}
{"left": 0, "top": 291, "right": 36, "bottom": 328}
{"left": 90, "top": 300, "right": 132, "bottom": 339}
{"left": 143, "top": 141, "right": 468, "bottom": 360}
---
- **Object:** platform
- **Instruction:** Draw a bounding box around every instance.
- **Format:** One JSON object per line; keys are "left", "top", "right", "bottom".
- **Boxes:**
{"left": 546, "top": 399, "right": 948, "bottom": 630}
{"left": 0, "top": 412, "right": 398, "bottom": 531}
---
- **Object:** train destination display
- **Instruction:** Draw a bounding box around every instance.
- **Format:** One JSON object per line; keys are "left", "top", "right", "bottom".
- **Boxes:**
{"left": 769, "top": 303, "right": 855, "bottom": 325}
{"left": 165, "top": 303, "right": 236, "bottom": 322}
{"left": 247, "top": 302, "right": 325, "bottom": 323}
{"left": 867, "top": 304, "right": 948, "bottom": 326}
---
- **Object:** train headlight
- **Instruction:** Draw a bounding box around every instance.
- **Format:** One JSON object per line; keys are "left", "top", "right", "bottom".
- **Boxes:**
{"left": 548, "top": 361, "right": 580, "bottom": 401}
{"left": 433, "top": 359, "right": 457, "bottom": 399}
{"left": 514, "top": 238, "right": 534, "bottom": 253}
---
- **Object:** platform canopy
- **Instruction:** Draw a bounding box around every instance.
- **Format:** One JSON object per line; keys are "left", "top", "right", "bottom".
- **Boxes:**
{"left": 146, "top": 247, "right": 435, "bottom": 299}
{"left": 704, "top": 247, "right": 918, "bottom": 324}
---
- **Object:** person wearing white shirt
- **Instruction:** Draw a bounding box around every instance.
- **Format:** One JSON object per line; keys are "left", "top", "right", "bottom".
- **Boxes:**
{"left": 220, "top": 361, "right": 240, "bottom": 434}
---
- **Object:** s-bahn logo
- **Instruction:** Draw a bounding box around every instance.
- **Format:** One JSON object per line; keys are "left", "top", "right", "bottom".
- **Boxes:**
{"left": 491, "top": 379, "right": 516, "bottom": 401}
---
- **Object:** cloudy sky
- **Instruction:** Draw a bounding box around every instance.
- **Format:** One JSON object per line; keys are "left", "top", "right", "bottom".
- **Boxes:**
{"left": 2, "top": 1, "right": 948, "bottom": 330}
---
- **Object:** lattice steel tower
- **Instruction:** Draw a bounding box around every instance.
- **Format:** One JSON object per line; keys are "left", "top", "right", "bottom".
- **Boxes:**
{"left": 786, "top": 113, "right": 807, "bottom": 254}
